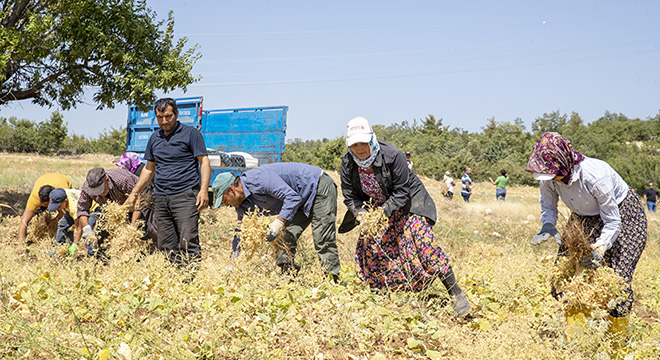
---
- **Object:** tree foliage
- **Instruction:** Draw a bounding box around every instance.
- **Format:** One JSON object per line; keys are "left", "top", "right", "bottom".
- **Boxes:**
{"left": 0, "top": 112, "right": 126, "bottom": 154}
{"left": 0, "top": 0, "right": 200, "bottom": 110}
{"left": 285, "top": 110, "right": 660, "bottom": 194}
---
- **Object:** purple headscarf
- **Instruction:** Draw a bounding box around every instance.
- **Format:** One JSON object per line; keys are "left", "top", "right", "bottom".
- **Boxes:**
{"left": 525, "top": 132, "right": 585, "bottom": 184}
{"left": 116, "top": 152, "right": 144, "bottom": 174}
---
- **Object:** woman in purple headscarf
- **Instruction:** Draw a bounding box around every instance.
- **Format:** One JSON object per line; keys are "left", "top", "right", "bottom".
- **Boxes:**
{"left": 525, "top": 132, "right": 646, "bottom": 335}
{"left": 116, "top": 152, "right": 145, "bottom": 176}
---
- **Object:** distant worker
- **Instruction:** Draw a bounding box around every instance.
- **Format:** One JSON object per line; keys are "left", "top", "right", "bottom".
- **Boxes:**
{"left": 461, "top": 167, "right": 473, "bottom": 202}
{"left": 126, "top": 97, "right": 211, "bottom": 268}
{"left": 489, "top": 170, "right": 509, "bottom": 201}
{"left": 443, "top": 170, "right": 456, "bottom": 200}
{"left": 642, "top": 182, "right": 657, "bottom": 212}
{"left": 213, "top": 163, "right": 341, "bottom": 281}
{"left": 405, "top": 151, "right": 414, "bottom": 172}
{"left": 18, "top": 173, "right": 72, "bottom": 244}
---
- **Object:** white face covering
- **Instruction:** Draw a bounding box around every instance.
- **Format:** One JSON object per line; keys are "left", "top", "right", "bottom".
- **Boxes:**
{"left": 349, "top": 133, "right": 380, "bottom": 170}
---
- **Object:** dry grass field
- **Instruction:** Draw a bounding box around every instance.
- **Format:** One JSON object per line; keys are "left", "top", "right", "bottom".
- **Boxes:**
{"left": 0, "top": 153, "right": 658, "bottom": 359}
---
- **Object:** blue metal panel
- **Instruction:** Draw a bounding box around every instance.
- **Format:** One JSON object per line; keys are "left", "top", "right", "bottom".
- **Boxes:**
{"left": 202, "top": 106, "right": 288, "bottom": 164}
{"left": 126, "top": 99, "right": 287, "bottom": 187}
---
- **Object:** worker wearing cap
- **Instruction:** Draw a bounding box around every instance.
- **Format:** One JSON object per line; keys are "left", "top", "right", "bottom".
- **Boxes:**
{"left": 48, "top": 188, "right": 99, "bottom": 255}
{"left": 77, "top": 167, "right": 147, "bottom": 256}
{"left": 405, "top": 151, "right": 414, "bottom": 172}
{"left": 18, "top": 173, "right": 72, "bottom": 243}
{"left": 213, "top": 163, "right": 341, "bottom": 281}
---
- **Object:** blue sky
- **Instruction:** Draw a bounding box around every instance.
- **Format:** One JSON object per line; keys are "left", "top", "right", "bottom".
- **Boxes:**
{"left": 2, "top": 0, "right": 659, "bottom": 141}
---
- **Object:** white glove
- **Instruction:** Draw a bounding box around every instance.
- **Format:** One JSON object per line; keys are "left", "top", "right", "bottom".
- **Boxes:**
{"left": 591, "top": 239, "right": 609, "bottom": 257}
{"left": 82, "top": 225, "right": 95, "bottom": 240}
{"left": 531, "top": 222, "right": 561, "bottom": 245}
{"left": 266, "top": 219, "right": 285, "bottom": 242}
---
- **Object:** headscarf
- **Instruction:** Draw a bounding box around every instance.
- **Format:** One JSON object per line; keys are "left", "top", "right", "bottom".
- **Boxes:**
{"left": 115, "top": 152, "right": 144, "bottom": 174}
{"left": 349, "top": 133, "right": 381, "bottom": 170}
{"left": 525, "top": 132, "right": 584, "bottom": 184}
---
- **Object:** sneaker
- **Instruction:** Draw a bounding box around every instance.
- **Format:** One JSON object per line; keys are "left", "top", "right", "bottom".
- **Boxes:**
{"left": 452, "top": 292, "right": 472, "bottom": 317}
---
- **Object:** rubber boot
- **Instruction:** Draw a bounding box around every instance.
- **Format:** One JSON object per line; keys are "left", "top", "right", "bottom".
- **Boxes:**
{"left": 565, "top": 306, "right": 590, "bottom": 326}
{"left": 607, "top": 315, "right": 628, "bottom": 355}
{"left": 441, "top": 267, "right": 471, "bottom": 317}
{"left": 564, "top": 306, "right": 591, "bottom": 339}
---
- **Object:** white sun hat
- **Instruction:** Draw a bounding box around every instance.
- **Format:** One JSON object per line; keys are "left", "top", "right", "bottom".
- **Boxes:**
{"left": 346, "top": 116, "right": 373, "bottom": 147}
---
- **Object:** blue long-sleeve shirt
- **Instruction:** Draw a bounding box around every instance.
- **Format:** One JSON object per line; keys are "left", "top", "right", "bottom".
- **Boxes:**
{"left": 231, "top": 163, "right": 323, "bottom": 254}
{"left": 235, "top": 163, "right": 323, "bottom": 221}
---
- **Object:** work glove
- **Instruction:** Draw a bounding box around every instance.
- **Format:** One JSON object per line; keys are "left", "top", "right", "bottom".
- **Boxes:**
{"left": 579, "top": 239, "right": 608, "bottom": 268}
{"left": 68, "top": 242, "right": 79, "bottom": 255}
{"left": 531, "top": 222, "right": 561, "bottom": 245}
{"left": 82, "top": 225, "right": 95, "bottom": 240}
{"left": 266, "top": 219, "right": 285, "bottom": 242}
{"left": 355, "top": 208, "right": 368, "bottom": 222}
{"left": 579, "top": 251, "right": 603, "bottom": 268}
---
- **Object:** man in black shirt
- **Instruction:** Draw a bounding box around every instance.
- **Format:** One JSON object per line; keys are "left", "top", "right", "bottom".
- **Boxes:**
{"left": 643, "top": 183, "right": 657, "bottom": 212}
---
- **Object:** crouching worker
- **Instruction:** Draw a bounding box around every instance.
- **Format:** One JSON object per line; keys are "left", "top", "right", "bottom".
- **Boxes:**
{"left": 18, "top": 173, "right": 72, "bottom": 245}
{"left": 526, "top": 132, "right": 647, "bottom": 338}
{"left": 47, "top": 188, "right": 99, "bottom": 255}
{"left": 77, "top": 167, "right": 154, "bottom": 259}
{"left": 213, "top": 163, "right": 341, "bottom": 282}
{"left": 339, "top": 116, "right": 471, "bottom": 317}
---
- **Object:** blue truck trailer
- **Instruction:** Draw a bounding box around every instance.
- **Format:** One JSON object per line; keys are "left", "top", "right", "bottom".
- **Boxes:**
{"left": 126, "top": 96, "right": 288, "bottom": 186}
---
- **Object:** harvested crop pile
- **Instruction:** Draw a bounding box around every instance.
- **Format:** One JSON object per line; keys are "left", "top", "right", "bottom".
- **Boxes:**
{"left": 237, "top": 207, "right": 283, "bottom": 260}
{"left": 552, "top": 219, "right": 625, "bottom": 314}
{"left": 95, "top": 202, "right": 147, "bottom": 260}
{"left": 357, "top": 203, "right": 388, "bottom": 244}
{"left": 26, "top": 211, "right": 57, "bottom": 243}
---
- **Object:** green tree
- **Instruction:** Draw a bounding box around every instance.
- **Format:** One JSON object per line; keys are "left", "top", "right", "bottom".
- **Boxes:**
{"left": 531, "top": 110, "right": 568, "bottom": 136}
{"left": 0, "top": 0, "right": 200, "bottom": 110}
{"left": 0, "top": 117, "right": 13, "bottom": 151}
{"left": 37, "top": 111, "right": 68, "bottom": 153}
{"left": 9, "top": 117, "right": 38, "bottom": 152}
{"left": 92, "top": 127, "right": 127, "bottom": 155}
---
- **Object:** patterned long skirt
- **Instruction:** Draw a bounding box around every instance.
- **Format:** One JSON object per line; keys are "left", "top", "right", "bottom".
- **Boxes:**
{"left": 355, "top": 209, "right": 451, "bottom": 292}
{"left": 559, "top": 188, "right": 647, "bottom": 317}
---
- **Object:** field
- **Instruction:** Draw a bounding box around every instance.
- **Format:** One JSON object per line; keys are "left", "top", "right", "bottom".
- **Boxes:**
{"left": 0, "top": 153, "right": 659, "bottom": 359}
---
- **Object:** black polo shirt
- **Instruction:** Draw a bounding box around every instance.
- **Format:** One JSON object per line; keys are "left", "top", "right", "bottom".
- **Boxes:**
{"left": 144, "top": 122, "right": 208, "bottom": 195}
{"left": 643, "top": 188, "right": 657, "bottom": 203}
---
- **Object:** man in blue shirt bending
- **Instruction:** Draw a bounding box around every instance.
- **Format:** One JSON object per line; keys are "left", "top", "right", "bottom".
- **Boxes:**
{"left": 213, "top": 163, "right": 341, "bottom": 281}
{"left": 126, "top": 98, "right": 211, "bottom": 267}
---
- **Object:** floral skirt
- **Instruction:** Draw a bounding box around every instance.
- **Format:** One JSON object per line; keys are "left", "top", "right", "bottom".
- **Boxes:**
{"left": 560, "top": 188, "right": 647, "bottom": 317}
{"left": 355, "top": 209, "right": 450, "bottom": 292}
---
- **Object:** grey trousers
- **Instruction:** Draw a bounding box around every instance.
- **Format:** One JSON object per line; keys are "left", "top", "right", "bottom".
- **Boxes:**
{"left": 276, "top": 172, "right": 341, "bottom": 276}
{"left": 154, "top": 187, "right": 201, "bottom": 265}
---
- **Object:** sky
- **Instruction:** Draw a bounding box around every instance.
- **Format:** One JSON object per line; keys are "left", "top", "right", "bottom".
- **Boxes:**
{"left": 2, "top": 0, "right": 660, "bottom": 142}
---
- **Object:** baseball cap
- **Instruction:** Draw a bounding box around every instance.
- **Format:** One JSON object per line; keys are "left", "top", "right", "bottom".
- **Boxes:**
{"left": 212, "top": 172, "right": 236, "bottom": 208}
{"left": 47, "top": 188, "right": 67, "bottom": 211}
{"left": 533, "top": 173, "right": 555, "bottom": 181}
{"left": 346, "top": 117, "right": 373, "bottom": 147}
{"left": 86, "top": 168, "right": 107, "bottom": 196}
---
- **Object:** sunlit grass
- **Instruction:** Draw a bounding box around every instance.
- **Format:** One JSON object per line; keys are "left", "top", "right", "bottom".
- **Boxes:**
{"left": 0, "top": 155, "right": 658, "bottom": 359}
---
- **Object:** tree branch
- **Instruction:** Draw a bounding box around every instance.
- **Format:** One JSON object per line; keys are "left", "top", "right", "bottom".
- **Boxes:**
{"left": 0, "top": 62, "right": 87, "bottom": 105}
{"left": 1, "top": 0, "right": 31, "bottom": 28}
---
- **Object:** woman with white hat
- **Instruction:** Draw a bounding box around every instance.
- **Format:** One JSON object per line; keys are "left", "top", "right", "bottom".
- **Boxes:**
{"left": 338, "top": 116, "right": 471, "bottom": 317}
